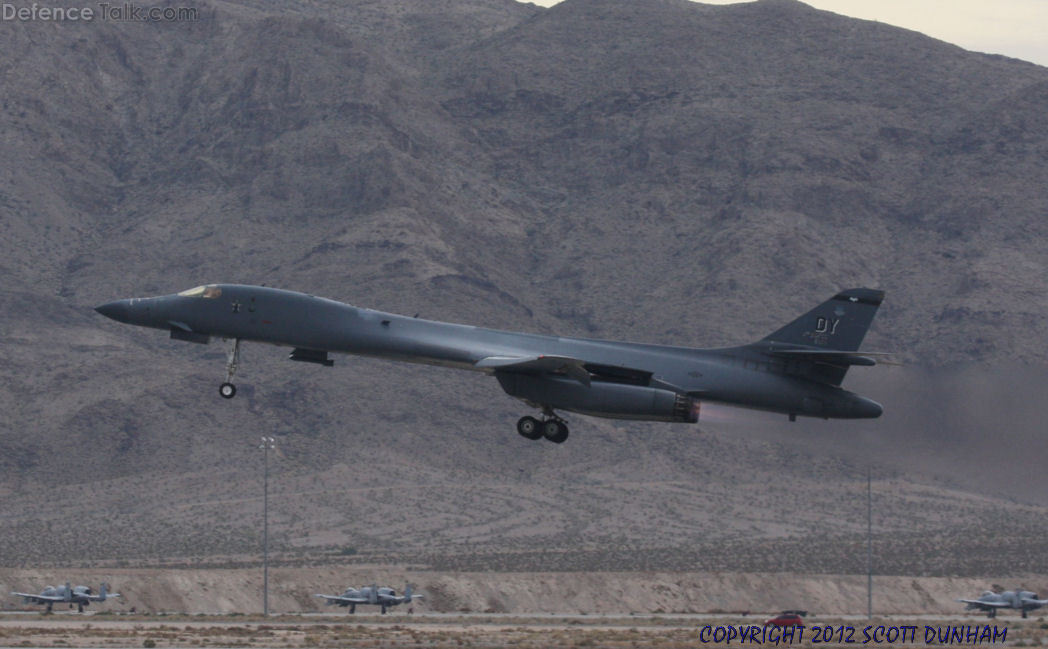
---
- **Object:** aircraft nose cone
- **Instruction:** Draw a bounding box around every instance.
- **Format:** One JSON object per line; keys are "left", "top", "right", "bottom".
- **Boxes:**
{"left": 95, "top": 299, "right": 131, "bottom": 323}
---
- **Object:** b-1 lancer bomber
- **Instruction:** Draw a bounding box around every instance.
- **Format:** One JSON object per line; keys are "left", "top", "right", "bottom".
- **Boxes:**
{"left": 315, "top": 584, "right": 422, "bottom": 614}
{"left": 959, "top": 589, "right": 1048, "bottom": 618}
{"left": 12, "top": 582, "right": 120, "bottom": 613}
{"left": 96, "top": 284, "right": 886, "bottom": 443}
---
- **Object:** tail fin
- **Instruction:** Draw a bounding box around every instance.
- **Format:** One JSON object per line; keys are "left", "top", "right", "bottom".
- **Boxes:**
{"left": 762, "top": 288, "right": 884, "bottom": 351}
{"left": 404, "top": 585, "right": 413, "bottom": 602}
{"left": 756, "top": 288, "right": 885, "bottom": 386}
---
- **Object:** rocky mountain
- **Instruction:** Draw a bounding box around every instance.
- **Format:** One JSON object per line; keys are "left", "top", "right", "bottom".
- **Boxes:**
{"left": 2, "top": 0, "right": 1048, "bottom": 569}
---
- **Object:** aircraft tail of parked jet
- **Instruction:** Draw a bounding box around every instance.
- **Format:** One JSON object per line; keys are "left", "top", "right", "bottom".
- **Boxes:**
{"left": 95, "top": 583, "right": 118, "bottom": 602}
{"left": 398, "top": 584, "right": 423, "bottom": 605}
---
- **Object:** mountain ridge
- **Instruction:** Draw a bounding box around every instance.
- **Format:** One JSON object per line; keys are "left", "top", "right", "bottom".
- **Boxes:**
{"left": 1, "top": 0, "right": 1047, "bottom": 567}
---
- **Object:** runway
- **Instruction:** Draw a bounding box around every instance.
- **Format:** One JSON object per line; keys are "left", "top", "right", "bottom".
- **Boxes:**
{"left": 0, "top": 612, "right": 1026, "bottom": 648}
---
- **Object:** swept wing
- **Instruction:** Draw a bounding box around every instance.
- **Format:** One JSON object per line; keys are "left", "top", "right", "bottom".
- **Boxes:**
{"left": 476, "top": 355, "right": 593, "bottom": 386}
{"left": 314, "top": 594, "right": 369, "bottom": 604}
{"left": 11, "top": 591, "right": 66, "bottom": 603}
{"left": 958, "top": 598, "right": 1010, "bottom": 609}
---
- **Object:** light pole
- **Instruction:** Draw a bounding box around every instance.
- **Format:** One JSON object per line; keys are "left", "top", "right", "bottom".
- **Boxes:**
{"left": 867, "top": 466, "right": 872, "bottom": 620}
{"left": 260, "top": 436, "right": 276, "bottom": 617}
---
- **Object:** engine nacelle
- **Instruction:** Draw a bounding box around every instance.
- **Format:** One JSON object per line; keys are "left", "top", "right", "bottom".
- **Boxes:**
{"left": 496, "top": 373, "right": 698, "bottom": 423}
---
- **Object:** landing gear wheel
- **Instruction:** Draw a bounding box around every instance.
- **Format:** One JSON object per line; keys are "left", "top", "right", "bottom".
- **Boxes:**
{"left": 219, "top": 338, "right": 241, "bottom": 399}
{"left": 543, "top": 420, "right": 569, "bottom": 444}
{"left": 516, "top": 416, "right": 543, "bottom": 440}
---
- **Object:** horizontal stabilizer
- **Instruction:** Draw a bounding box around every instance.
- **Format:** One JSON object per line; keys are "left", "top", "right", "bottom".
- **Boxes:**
{"left": 765, "top": 348, "right": 891, "bottom": 367}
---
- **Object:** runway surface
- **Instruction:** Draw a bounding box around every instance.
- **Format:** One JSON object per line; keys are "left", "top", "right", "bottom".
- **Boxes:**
{"left": 0, "top": 611, "right": 1027, "bottom": 648}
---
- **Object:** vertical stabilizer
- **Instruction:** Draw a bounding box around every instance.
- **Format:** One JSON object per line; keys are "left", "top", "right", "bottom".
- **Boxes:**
{"left": 762, "top": 288, "right": 884, "bottom": 352}
{"left": 756, "top": 288, "right": 885, "bottom": 386}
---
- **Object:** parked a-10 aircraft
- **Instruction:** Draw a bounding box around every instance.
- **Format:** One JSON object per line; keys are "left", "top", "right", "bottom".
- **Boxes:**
{"left": 959, "top": 589, "right": 1048, "bottom": 618}
{"left": 96, "top": 285, "right": 885, "bottom": 442}
{"left": 12, "top": 582, "right": 120, "bottom": 613}
{"left": 315, "top": 584, "right": 422, "bottom": 614}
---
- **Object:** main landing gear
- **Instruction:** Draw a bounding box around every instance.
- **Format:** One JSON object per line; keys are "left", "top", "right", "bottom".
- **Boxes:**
{"left": 516, "top": 409, "right": 569, "bottom": 444}
{"left": 219, "top": 338, "right": 240, "bottom": 399}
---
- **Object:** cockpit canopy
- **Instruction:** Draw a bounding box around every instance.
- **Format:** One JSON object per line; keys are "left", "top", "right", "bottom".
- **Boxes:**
{"left": 178, "top": 285, "right": 222, "bottom": 299}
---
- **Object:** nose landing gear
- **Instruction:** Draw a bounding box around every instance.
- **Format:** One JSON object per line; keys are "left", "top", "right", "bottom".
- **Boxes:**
{"left": 219, "top": 338, "right": 240, "bottom": 399}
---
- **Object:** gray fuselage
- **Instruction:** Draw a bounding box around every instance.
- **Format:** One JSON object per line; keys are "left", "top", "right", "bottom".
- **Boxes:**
{"left": 96, "top": 284, "right": 883, "bottom": 422}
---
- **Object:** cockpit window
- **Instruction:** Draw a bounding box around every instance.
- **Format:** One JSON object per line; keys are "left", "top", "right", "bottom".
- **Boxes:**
{"left": 178, "top": 285, "right": 222, "bottom": 298}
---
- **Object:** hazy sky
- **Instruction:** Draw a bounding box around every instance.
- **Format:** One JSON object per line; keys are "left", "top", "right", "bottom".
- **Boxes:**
{"left": 526, "top": 0, "right": 1048, "bottom": 68}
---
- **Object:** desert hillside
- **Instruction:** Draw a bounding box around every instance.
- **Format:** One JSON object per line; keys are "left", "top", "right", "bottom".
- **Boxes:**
{"left": 1, "top": 0, "right": 1046, "bottom": 571}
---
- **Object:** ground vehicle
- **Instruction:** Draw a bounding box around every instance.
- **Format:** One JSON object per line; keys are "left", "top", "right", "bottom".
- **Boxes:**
{"left": 764, "top": 613, "right": 804, "bottom": 627}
